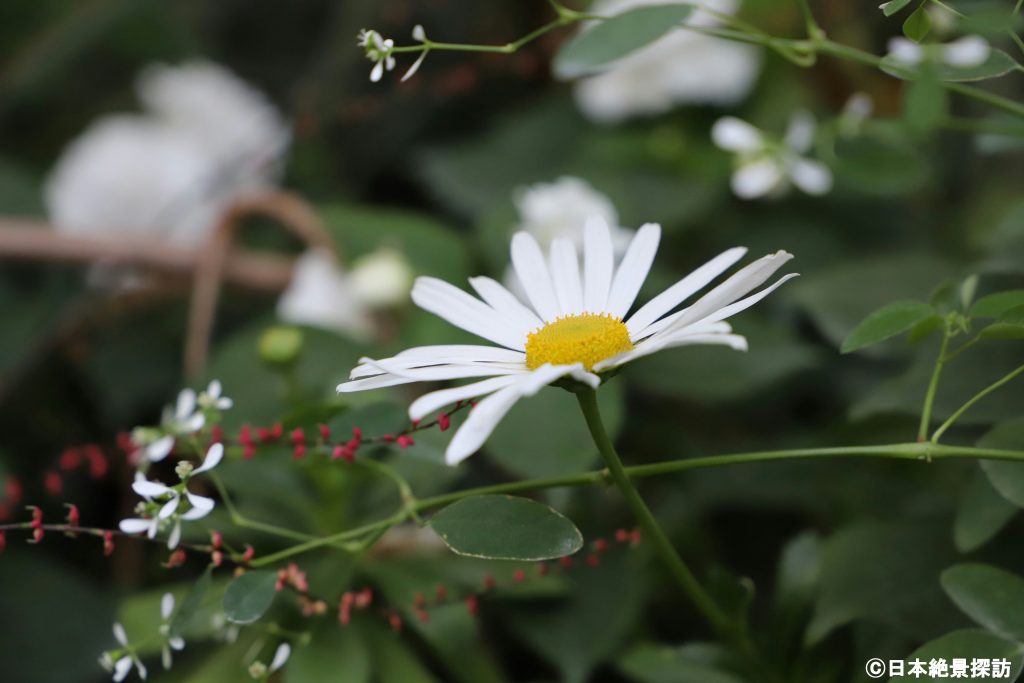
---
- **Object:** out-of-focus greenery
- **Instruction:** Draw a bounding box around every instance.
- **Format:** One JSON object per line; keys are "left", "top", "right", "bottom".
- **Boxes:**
{"left": 2, "top": 1, "right": 1024, "bottom": 683}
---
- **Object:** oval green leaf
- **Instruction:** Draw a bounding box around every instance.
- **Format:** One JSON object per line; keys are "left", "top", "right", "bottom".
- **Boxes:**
{"left": 880, "top": 0, "right": 912, "bottom": 16}
{"left": 954, "top": 471, "right": 1017, "bottom": 553}
{"left": 941, "top": 564, "right": 1024, "bottom": 640}
{"left": 840, "top": 300, "right": 937, "bottom": 353}
{"left": 429, "top": 494, "right": 583, "bottom": 561}
{"left": 902, "top": 4, "right": 931, "bottom": 42}
{"left": 979, "top": 419, "right": 1024, "bottom": 507}
{"left": 223, "top": 570, "right": 278, "bottom": 624}
{"left": 553, "top": 5, "right": 693, "bottom": 80}
{"left": 890, "top": 629, "right": 1024, "bottom": 682}
{"left": 881, "top": 49, "right": 1020, "bottom": 83}
{"left": 971, "top": 290, "right": 1024, "bottom": 318}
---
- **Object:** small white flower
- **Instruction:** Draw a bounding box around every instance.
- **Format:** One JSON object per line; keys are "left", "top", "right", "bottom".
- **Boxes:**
{"left": 358, "top": 29, "right": 397, "bottom": 82}
{"left": 339, "top": 218, "right": 795, "bottom": 464}
{"left": 349, "top": 249, "right": 414, "bottom": 308}
{"left": 402, "top": 25, "right": 430, "bottom": 82}
{"left": 887, "top": 35, "right": 991, "bottom": 69}
{"left": 712, "top": 112, "right": 833, "bottom": 199}
{"left": 198, "top": 380, "right": 233, "bottom": 410}
{"left": 159, "top": 593, "right": 186, "bottom": 670}
{"left": 107, "top": 623, "right": 147, "bottom": 682}
{"left": 840, "top": 92, "right": 874, "bottom": 135}
{"left": 572, "top": 0, "right": 761, "bottom": 123}
{"left": 277, "top": 248, "right": 375, "bottom": 340}
{"left": 270, "top": 643, "right": 291, "bottom": 673}
{"left": 514, "top": 177, "right": 631, "bottom": 254}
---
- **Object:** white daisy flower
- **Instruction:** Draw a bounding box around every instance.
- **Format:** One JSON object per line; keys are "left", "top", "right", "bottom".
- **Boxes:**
{"left": 572, "top": 0, "right": 761, "bottom": 123}
{"left": 158, "top": 593, "right": 185, "bottom": 670}
{"left": 712, "top": 112, "right": 833, "bottom": 199}
{"left": 338, "top": 218, "right": 795, "bottom": 464}
{"left": 886, "top": 35, "right": 991, "bottom": 69}
{"left": 358, "top": 29, "right": 396, "bottom": 82}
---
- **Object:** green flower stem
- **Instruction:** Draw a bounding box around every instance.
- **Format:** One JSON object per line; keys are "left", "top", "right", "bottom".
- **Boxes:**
{"left": 919, "top": 325, "right": 952, "bottom": 442}
{"left": 246, "top": 440, "right": 1024, "bottom": 567}
{"left": 575, "top": 388, "right": 739, "bottom": 643}
{"left": 931, "top": 362, "right": 1024, "bottom": 443}
{"left": 207, "top": 471, "right": 319, "bottom": 544}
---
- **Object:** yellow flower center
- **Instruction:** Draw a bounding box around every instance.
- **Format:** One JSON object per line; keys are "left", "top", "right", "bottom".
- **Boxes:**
{"left": 525, "top": 313, "right": 634, "bottom": 371}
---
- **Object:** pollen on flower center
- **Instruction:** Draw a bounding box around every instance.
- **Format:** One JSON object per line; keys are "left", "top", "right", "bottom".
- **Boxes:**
{"left": 525, "top": 313, "right": 633, "bottom": 370}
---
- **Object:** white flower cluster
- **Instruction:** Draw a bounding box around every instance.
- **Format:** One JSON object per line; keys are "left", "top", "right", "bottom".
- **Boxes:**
{"left": 101, "top": 594, "right": 187, "bottom": 681}
{"left": 120, "top": 442, "right": 223, "bottom": 549}
{"left": 130, "top": 381, "right": 232, "bottom": 464}
{"left": 276, "top": 247, "right": 414, "bottom": 339}
{"left": 712, "top": 112, "right": 833, "bottom": 199}
{"left": 572, "top": 0, "right": 761, "bottom": 123}
{"left": 46, "top": 61, "right": 289, "bottom": 247}
{"left": 358, "top": 26, "right": 429, "bottom": 83}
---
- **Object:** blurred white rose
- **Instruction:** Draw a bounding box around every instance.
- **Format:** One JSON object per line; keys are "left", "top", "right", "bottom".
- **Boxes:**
{"left": 572, "top": 0, "right": 761, "bottom": 124}
{"left": 277, "top": 249, "right": 374, "bottom": 340}
{"left": 348, "top": 248, "right": 414, "bottom": 308}
{"left": 46, "top": 61, "right": 289, "bottom": 246}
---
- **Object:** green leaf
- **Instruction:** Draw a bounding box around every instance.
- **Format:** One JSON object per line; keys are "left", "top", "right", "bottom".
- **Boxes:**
{"left": 890, "top": 629, "right": 1024, "bottom": 682}
{"left": 905, "top": 74, "right": 948, "bottom": 133}
{"left": 937, "top": 48, "right": 1020, "bottom": 82}
{"left": 617, "top": 643, "right": 742, "bottom": 683}
{"left": 972, "top": 291, "right": 1024, "bottom": 318}
{"left": 172, "top": 568, "right": 213, "bottom": 634}
{"left": 980, "top": 419, "right": 1024, "bottom": 507}
{"left": 288, "top": 624, "right": 371, "bottom": 683}
{"left": 903, "top": 4, "right": 931, "bottom": 42}
{"left": 429, "top": 495, "right": 583, "bottom": 561}
{"left": 840, "top": 300, "right": 937, "bottom": 353}
{"left": 941, "top": 564, "right": 1024, "bottom": 640}
{"left": 832, "top": 132, "right": 929, "bottom": 195}
{"left": 553, "top": 5, "right": 693, "bottom": 79}
{"left": 223, "top": 570, "right": 278, "bottom": 624}
{"left": 954, "top": 470, "right": 1017, "bottom": 552}
{"left": 880, "top": 0, "right": 912, "bottom": 16}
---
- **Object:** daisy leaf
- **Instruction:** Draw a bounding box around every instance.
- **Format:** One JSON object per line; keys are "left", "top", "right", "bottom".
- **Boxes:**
{"left": 840, "top": 300, "right": 938, "bottom": 353}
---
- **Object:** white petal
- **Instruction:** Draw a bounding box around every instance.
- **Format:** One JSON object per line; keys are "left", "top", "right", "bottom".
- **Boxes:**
{"left": 510, "top": 232, "right": 562, "bottom": 321}
{"left": 169, "top": 637, "right": 185, "bottom": 651}
{"left": 412, "top": 24, "right": 426, "bottom": 41}
{"left": 788, "top": 157, "right": 833, "bottom": 196}
{"left": 113, "top": 657, "right": 132, "bottom": 682}
{"left": 408, "top": 375, "right": 523, "bottom": 421}
{"left": 370, "top": 61, "right": 384, "bottom": 82}
{"left": 146, "top": 435, "right": 175, "bottom": 462}
{"left": 136, "top": 659, "right": 147, "bottom": 681}
{"left": 468, "top": 277, "right": 542, "bottom": 336}
{"left": 694, "top": 273, "right": 799, "bottom": 326}
{"left": 134, "top": 480, "right": 173, "bottom": 498}
{"left": 401, "top": 50, "right": 428, "bottom": 82}
{"left": 548, "top": 238, "right": 584, "bottom": 315}
{"left": 158, "top": 496, "right": 180, "bottom": 520}
{"left": 626, "top": 246, "right": 748, "bottom": 339}
{"left": 215, "top": 398, "right": 233, "bottom": 410}
{"left": 412, "top": 276, "right": 526, "bottom": 350}
{"left": 192, "top": 442, "right": 223, "bottom": 474}
{"left": 161, "top": 593, "right": 175, "bottom": 620}
{"left": 597, "top": 332, "right": 749, "bottom": 370}
{"left": 184, "top": 492, "right": 215, "bottom": 514}
{"left": 113, "top": 623, "right": 129, "bottom": 646}
{"left": 182, "top": 412, "right": 206, "bottom": 433}
{"left": 444, "top": 364, "right": 588, "bottom": 465}
{"left": 395, "top": 344, "right": 527, "bottom": 363}
{"left": 175, "top": 389, "right": 196, "bottom": 421}
{"left": 605, "top": 223, "right": 661, "bottom": 319}
{"left": 731, "top": 158, "right": 784, "bottom": 199}
{"left": 711, "top": 116, "right": 763, "bottom": 152}
{"left": 784, "top": 110, "right": 816, "bottom": 154}
{"left": 270, "top": 643, "right": 292, "bottom": 672}
{"left": 656, "top": 251, "right": 795, "bottom": 337}
{"left": 887, "top": 37, "right": 925, "bottom": 66}
{"left": 943, "top": 35, "right": 990, "bottom": 68}
{"left": 162, "top": 646, "right": 172, "bottom": 671}
{"left": 119, "top": 518, "right": 154, "bottom": 534}
{"left": 206, "top": 380, "right": 222, "bottom": 399}
{"left": 338, "top": 363, "right": 526, "bottom": 392}
{"left": 167, "top": 521, "right": 181, "bottom": 549}
{"left": 582, "top": 216, "right": 614, "bottom": 313}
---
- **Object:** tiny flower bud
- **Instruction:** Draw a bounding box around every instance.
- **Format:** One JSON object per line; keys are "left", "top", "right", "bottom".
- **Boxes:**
{"left": 318, "top": 424, "right": 330, "bottom": 442}
{"left": 239, "top": 425, "right": 253, "bottom": 446}
{"left": 44, "top": 471, "right": 62, "bottom": 496}
{"left": 435, "top": 585, "right": 448, "bottom": 603}
{"left": 85, "top": 446, "right": 108, "bottom": 479}
{"left": 248, "top": 661, "right": 267, "bottom": 679}
{"left": 536, "top": 563, "right": 549, "bottom": 576}
{"left": 31, "top": 527, "right": 44, "bottom": 544}
{"left": 586, "top": 554, "right": 600, "bottom": 567}
{"left": 593, "top": 538, "right": 608, "bottom": 553}
{"left": 211, "top": 530, "right": 223, "bottom": 549}
{"left": 28, "top": 506, "right": 42, "bottom": 527}
{"left": 466, "top": 594, "right": 480, "bottom": 617}
{"left": 614, "top": 528, "right": 629, "bottom": 543}
{"left": 354, "top": 588, "right": 373, "bottom": 609}
{"left": 164, "top": 549, "right": 186, "bottom": 568}
{"left": 103, "top": 531, "right": 115, "bottom": 556}
{"left": 243, "top": 444, "right": 257, "bottom": 460}
{"left": 271, "top": 424, "right": 283, "bottom": 440}
{"left": 513, "top": 569, "right": 526, "bottom": 583}
{"left": 388, "top": 612, "right": 402, "bottom": 632}
{"left": 351, "top": 427, "right": 362, "bottom": 442}
{"left": 290, "top": 428, "right": 305, "bottom": 445}
{"left": 437, "top": 413, "right": 451, "bottom": 431}
{"left": 258, "top": 326, "right": 304, "bottom": 369}
{"left": 211, "top": 425, "right": 224, "bottom": 444}
{"left": 59, "top": 448, "right": 81, "bottom": 471}
{"left": 396, "top": 435, "right": 414, "bottom": 448}
{"left": 414, "top": 591, "right": 425, "bottom": 608}
{"left": 293, "top": 444, "right": 306, "bottom": 460}
{"left": 559, "top": 556, "right": 573, "bottom": 569}
{"left": 415, "top": 608, "right": 429, "bottom": 623}
{"left": 241, "top": 545, "right": 255, "bottom": 563}
{"left": 483, "top": 575, "right": 496, "bottom": 591}
{"left": 211, "top": 550, "right": 224, "bottom": 567}
{"left": 0, "top": 530, "right": 6, "bottom": 552}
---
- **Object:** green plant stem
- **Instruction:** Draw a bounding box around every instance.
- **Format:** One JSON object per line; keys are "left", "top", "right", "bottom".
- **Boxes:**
{"left": 247, "top": 440, "right": 1024, "bottom": 567}
{"left": 575, "top": 388, "right": 740, "bottom": 645}
{"left": 207, "top": 472, "right": 318, "bottom": 543}
{"left": 931, "top": 363, "right": 1024, "bottom": 443}
{"left": 918, "top": 326, "right": 951, "bottom": 442}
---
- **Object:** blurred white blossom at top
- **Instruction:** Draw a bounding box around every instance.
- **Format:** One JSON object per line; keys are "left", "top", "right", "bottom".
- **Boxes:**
{"left": 46, "top": 61, "right": 289, "bottom": 247}
{"left": 514, "top": 176, "right": 631, "bottom": 253}
{"left": 572, "top": 0, "right": 761, "bottom": 124}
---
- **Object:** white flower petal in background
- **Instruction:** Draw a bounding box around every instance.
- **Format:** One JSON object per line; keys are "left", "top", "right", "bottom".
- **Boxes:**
{"left": 711, "top": 117, "right": 763, "bottom": 153}
{"left": 277, "top": 249, "right": 374, "bottom": 340}
{"left": 783, "top": 110, "right": 816, "bottom": 154}
{"left": 192, "top": 442, "right": 224, "bottom": 475}
{"left": 572, "top": 0, "right": 761, "bottom": 123}
{"left": 731, "top": 158, "right": 785, "bottom": 199}
{"left": 887, "top": 37, "right": 926, "bottom": 67}
{"left": 339, "top": 218, "right": 795, "bottom": 464}
{"left": 270, "top": 643, "right": 291, "bottom": 672}
{"left": 787, "top": 157, "right": 834, "bottom": 196}
{"left": 942, "top": 35, "right": 991, "bottom": 68}
{"left": 348, "top": 249, "right": 414, "bottom": 307}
